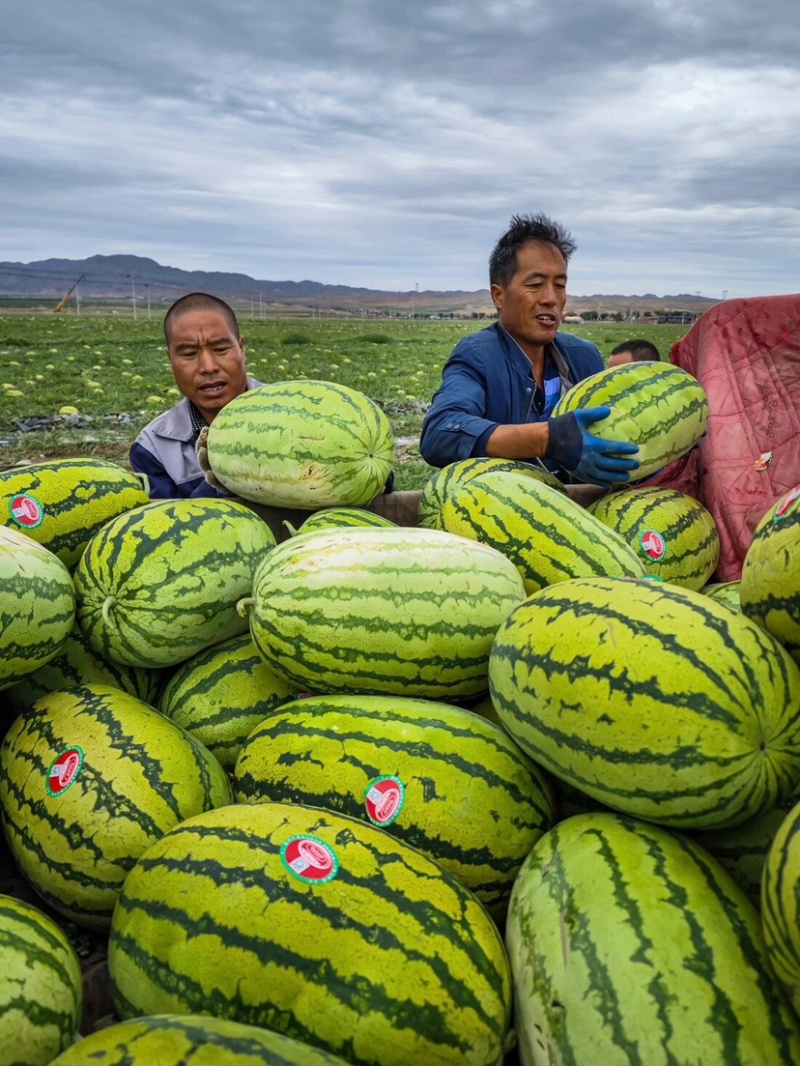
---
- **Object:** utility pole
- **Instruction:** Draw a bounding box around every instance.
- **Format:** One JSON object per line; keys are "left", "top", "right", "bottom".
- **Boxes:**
{"left": 259, "top": 291, "right": 263, "bottom": 320}
{"left": 145, "top": 284, "right": 151, "bottom": 319}
{"left": 722, "top": 289, "right": 728, "bottom": 302}
{"left": 75, "top": 282, "right": 80, "bottom": 316}
{"left": 130, "top": 275, "right": 137, "bottom": 320}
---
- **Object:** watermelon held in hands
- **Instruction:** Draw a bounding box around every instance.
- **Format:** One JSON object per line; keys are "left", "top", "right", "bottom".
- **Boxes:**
{"left": 551, "top": 361, "right": 708, "bottom": 482}
{"left": 204, "top": 380, "right": 395, "bottom": 509}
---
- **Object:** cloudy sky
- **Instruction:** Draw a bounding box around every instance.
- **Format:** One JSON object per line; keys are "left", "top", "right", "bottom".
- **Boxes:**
{"left": 2, "top": 0, "right": 798, "bottom": 296}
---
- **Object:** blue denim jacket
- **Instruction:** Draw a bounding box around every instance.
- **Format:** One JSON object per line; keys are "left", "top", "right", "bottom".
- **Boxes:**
{"left": 419, "top": 323, "right": 603, "bottom": 468}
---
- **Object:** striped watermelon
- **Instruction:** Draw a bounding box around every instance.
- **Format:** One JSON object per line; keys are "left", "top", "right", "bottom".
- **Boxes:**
{"left": 285, "top": 507, "right": 396, "bottom": 537}
{"left": 74, "top": 498, "right": 275, "bottom": 668}
{"left": 233, "top": 693, "right": 554, "bottom": 910}
{"left": 0, "top": 684, "right": 232, "bottom": 928}
{"left": 507, "top": 812, "right": 800, "bottom": 1066}
{"left": 436, "top": 471, "right": 644, "bottom": 593}
{"left": 741, "top": 484, "right": 800, "bottom": 663}
{"left": 240, "top": 527, "right": 526, "bottom": 699}
{"left": 0, "top": 457, "right": 149, "bottom": 569}
{"left": 703, "top": 580, "right": 742, "bottom": 612}
{"left": 7, "top": 623, "right": 159, "bottom": 714}
{"left": 0, "top": 526, "right": 75, "bottom": 691}
{"left": 49, "top": 1014, "right": 351, "bottom": 1066}
{"left": 0, "top": 893, "right": 83, "bottom": 1066}
{"left": 205, "top": 381, "right": 395, "bottom": 509}
{"left": 489, "top": 576, "right": 800, "bottom": 829}
{"left": 551, "top": 361, "right": 709, "bottom": 482}
{"left": 159, "top": 634, "right": 296, "bottom": 771}
{"left": 418, "top": 457, "right": 566, "bottom": 530}
{"left": 107, "top": 802, "right": 512, "bottom": 1066}
{"left": 588, "top": 486, "right": 720, "bottom": 589}
{"left": 762, "top": 796, "right": 800, "bottom": 1013}
{"left": 696, "top": 794, "right": 797, "bottom": 907}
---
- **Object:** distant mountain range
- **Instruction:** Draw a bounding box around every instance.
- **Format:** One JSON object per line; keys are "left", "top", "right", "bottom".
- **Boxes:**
{"left": 0, "top": 254, "right": 718, "bottom": 314}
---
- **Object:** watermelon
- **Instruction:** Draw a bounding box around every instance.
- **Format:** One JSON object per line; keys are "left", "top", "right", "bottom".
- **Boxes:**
{"left": 73, "top": 498, "right": 275, "bottom": 668}
{"left": 551, "top": 361, "right": 709, "bottom": 482}
{"left": 436, "top": 471, "right": 645, "bottom": 593}
{"left": 159, "top": 634, "right": 296, "bottom": 771}
{"left": 489, "top": 576, "right": 800, "bottom": 830}
{"left": 589, "top": 486, "right": 720, "bottom": 589}
{"left": 507, "top": 812, "right": 800, "bottom": 1066}
{"left": 7, "top": 623, "right": 159, "bottom": 714}
{"left": 49, "top": 1014, "right": 351, "bottom": 1066}
{"left": 205, "top": 380, "right": 395, "bottom": 509}
{"left": 0, "top": 684, "right": 232, "bottom": 928}
{"left": 233, "top": 693, "right": 554, "bottom": 910}
{"left": 418, "top": 457, "right": 566, "bottom": 530}
{"left": 285, "top": 507, "right": 396, "bottom": 537}
{"left": 703, "top": 580, "right": 742, "bottom": 612}
{"left": 696, "top": 795, "right": 796, "bottom": 907}
{"left": 762, "top": 795, "right": 800, "bottom": 1014}
{"left": 107, "top": 802, "right": 512, "bottom": 1066}
{"left": 0, "top": 893, "right": 82, "bottom": 1066}
{"left": 240, "top": 526, "right": 526, "bottom": 699}
{"left": 0, "top": 526, "right": 75, "bottom": 692}
{"left": 741, "top": 484, "right": 800, "bottom": 662}
{"left": 0, "top": 457, "right": 149, "bottom": 568}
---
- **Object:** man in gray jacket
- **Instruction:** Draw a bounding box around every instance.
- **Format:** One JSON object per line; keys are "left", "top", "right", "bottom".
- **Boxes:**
{"left": 130, "top": 292, "right": 260, "bottom": 498}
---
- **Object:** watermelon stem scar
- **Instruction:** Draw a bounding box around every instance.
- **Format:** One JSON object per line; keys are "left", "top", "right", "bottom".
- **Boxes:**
{"left": 101, "top": 597, "right": 116, "bottom": 625}
{"left": 237, "top": 597, "right": 254, "bottom": 618}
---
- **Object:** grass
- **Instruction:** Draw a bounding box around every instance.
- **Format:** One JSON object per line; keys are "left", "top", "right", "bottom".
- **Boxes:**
{"left": 0, "top": 315, "right": 690, "bottom": 491}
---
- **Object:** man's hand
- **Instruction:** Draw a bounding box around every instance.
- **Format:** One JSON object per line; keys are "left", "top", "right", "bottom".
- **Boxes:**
{"left": 545, "top": 406, "right": 639, "bottom": 485}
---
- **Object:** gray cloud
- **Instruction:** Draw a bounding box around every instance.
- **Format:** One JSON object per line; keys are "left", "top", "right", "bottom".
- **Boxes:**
{"left": 0, "top": 0, "right": 798, "bottom": 295}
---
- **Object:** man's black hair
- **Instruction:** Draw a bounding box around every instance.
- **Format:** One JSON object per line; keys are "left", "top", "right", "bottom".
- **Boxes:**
{"left": 164, "top": 292, "right": 241, "bottom": 344}
{"left": 610, "top": 339, "right": 661, "bottom": 361}
{"left": 489, "top": 213, "right": 577, "bottom": 288}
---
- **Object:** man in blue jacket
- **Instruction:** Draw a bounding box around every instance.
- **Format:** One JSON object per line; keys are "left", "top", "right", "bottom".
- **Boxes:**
{"left": 130, "top": 292, "right": 260, "bottom": 498}
{"left": 419, "top": 214, "right": 640, "bottom": 485}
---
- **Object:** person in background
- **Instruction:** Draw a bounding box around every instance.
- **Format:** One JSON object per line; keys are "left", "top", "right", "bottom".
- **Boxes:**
{"left": 130, "top": 292, "right": 261, "bottom": 498}
{"left": 607, "top": 338, "right": 661, "bottom": 368}
{"left": 419, "top": 213, "right": 640, "bottom": 486}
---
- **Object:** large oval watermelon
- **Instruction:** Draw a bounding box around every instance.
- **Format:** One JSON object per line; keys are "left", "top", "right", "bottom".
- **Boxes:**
{"left": 107, "top": 802, "right": 512, "bottom": 1066}
{"left": 489, "top": 576, "right": 800, "bottom": 830}
{"left": 241, "top": 526, "right": 526, "bottom": 699}
{"left": 73, "top": 498, "right": 275, "bottom": 668}
{"left": 762, "top": 795, "right": 800, "bottom": 1013}
{"left": 551, "top": 362, "right": 708, "bottom": 482}
{"left": 0, "top": 684, "right": 232, "bottom": 928}
{"left": 0, "top": 457, "right": 149, "bottom": 569}
{"left": 0, "top": 526, "right": 75, "bottom": 691}
{"left": 205, "top": 380, "right": 395, "bottom": 508}
{"left": 507, "top": 812, "right": 800, "bottom": 1066}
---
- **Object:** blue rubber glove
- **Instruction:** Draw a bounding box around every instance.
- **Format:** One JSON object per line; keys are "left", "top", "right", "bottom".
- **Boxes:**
{"left": 545, "top": 406, "right": 640, "bottom": 485}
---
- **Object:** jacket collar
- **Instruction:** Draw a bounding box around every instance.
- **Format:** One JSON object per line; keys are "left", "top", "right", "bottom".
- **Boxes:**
{"left": 152, "top": 377, "right": 262, "bottom": 442}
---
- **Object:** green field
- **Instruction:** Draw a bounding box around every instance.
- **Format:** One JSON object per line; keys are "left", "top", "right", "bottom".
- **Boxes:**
{"left": 0, "top": 315, "right": 690, "bottom": 490}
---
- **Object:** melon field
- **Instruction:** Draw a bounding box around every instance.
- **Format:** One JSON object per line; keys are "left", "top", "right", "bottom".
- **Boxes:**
{"left": 0, "top": 314, "right": 688, "bottom": 487}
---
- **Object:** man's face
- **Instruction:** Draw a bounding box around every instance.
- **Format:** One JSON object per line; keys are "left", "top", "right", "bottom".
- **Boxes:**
{"left": 608, "top": 350, "right": 634, "bottom": 368}
{"left": 490, "top": 241, "right": 568, "bottom": 358}
{"left": 166, "top": 309, "right": 247, "bottom": 422}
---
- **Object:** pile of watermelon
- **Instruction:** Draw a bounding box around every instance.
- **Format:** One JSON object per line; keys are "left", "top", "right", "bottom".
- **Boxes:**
{"left": 0, "top": 368, "right": 799, "bottom": 1066}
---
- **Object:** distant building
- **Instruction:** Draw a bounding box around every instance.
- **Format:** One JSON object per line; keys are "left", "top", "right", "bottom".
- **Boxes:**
{"left": 562, "top": 314, "right": 584, "bottom": 324}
